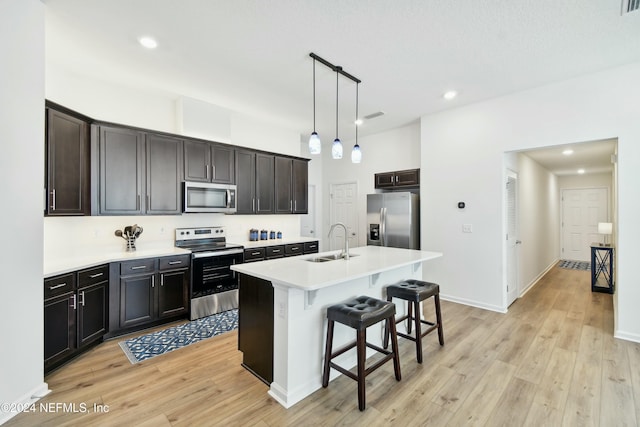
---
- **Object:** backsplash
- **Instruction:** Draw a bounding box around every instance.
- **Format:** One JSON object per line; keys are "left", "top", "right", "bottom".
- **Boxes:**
{"left": 44, "top": 214, "right": 302, "bottom": 258}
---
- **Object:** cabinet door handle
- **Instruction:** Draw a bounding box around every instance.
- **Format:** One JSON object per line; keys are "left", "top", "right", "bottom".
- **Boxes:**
{"left": 70, "top": 294, "right": 77, "bottom": 310}
{"left": 257, "top": 199, "right": 260, "bottom": 211}
{"left": 152, "top": 275, "right": 155, "bottom": 288}
{"left": 290, "top": 200, "right": 293, "bottom": 211}
{"left": 272, "top": 249, "right": 280, "bottom": 253}
{"left": 206, "top": 164, "right": 210, "bottom": 180}
{"left": 89, "top": 273, "right": 103, "bottom": 279}
{"left": 251, "top": 251, "right": 261, "bottom": 256}
{"left": 291, "top": 247, "right": 299, "bottom": 251}
{"left": 49, "top": 283, "right": 66, "bottom": 290}
{"left": 130, "top": 265, "right": 146, "bottom": 270}
{"left": 252, "top": 198, "right": 255, "bottom": 212}
{"left": 160, "top": 274, "right": 164, "bottom": 287}
{"left": 212, "top": 165, "right": 216, "bottom": 179}
{"left": 294, "top": 200, "right": 297, "bottom": 211}
{"left": 168, "top": 260, "right": 182, "bottom": 265}
{"left": 50, "top": 189, "right": 56, "bottom": 210}
{"left": 79, "top": 291, "right": 85, "bottom": 307}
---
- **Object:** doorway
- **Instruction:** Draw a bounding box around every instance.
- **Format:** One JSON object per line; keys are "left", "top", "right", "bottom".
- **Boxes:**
{"left": 505, "top": 170, "right": 519, "bottom": 306}
{"left": 329, "top": 182, "right": 359, "bottom": 250}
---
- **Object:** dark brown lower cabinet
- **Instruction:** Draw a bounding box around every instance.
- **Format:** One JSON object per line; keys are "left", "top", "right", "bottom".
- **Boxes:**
{"left": 238, "top": 274, "right": 274, "bottom": 384}
{"left": 44, "top": 264, "right": 108, "bottom": 373}
{"left": 112, "top": 255, "right": 189, "bottom": 335}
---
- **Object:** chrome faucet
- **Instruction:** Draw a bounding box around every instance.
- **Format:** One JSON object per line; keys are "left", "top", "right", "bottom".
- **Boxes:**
{"left": 328, "top": 222, "right": 350, "bottom": 260}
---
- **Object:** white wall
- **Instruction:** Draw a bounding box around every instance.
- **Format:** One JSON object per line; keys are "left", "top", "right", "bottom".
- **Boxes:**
{"left": 0, "top": 0, "right": 49, "bottom": 423}
{"left": 517, "top": 153, "right": 560, "bottom": 294}
{"left": 318, "top": 122, "right": 421, "bottom": 250}
{"left": 421, "top": 62, "right": 640, "bottom": 342}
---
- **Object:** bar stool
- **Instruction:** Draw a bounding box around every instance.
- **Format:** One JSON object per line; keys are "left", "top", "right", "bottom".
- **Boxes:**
{"left": 322, "top": 295, "right": 401, "bottom": 411}
{"left": 384, "top": 280, "right": 444, "bottom": 363}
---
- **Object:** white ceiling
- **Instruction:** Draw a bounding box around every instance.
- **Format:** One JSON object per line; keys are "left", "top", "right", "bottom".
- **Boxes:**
{"left": 44, "top": 1, "right": 638, "bottom": 172}
{"left": 518, "top": 138, "right": 616, "bottom": 176}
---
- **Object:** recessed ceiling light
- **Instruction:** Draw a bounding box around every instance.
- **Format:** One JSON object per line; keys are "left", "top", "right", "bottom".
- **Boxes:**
{"left": 138, "top": 36, "right": 158, "bottom": 49}
{"left": 577, "top": 168, "right": 585, "bottom": 174}
{"left": 354, "top": 119, "right": 363, "bottom": 126}
{"left": 443, "top": 91, "right": 457, "bottom": 100}
{"left": 563, "top": 149, "right": 574, "bottom": 155}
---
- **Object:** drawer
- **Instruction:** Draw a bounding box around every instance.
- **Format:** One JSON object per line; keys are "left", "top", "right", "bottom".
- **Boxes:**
{"left": 158, "top": 254, "right": 190, "bottom": 271}
{"left": 284, "top": 243, "right": 303, "bottom": 257}
{"left": 244, "top": 248, "right": 266, "bottom": 262}
{"left": 44, "top": 272, "right": 76, "bottom": 299}
{"left": 77, "top": 264, "right": 109, "bottom": 288}
{"left": 120, "top": 258, "right": 156, "bottom": 275}
{"left": 303, "top": 241, "right": 319, "bottom": 254}
{"left": 266, "top": 245, "right": 285, "bottom": 259}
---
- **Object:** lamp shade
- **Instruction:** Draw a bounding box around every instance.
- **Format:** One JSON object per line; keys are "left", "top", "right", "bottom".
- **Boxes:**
{"left": 331, "top": 138, "right": 343, "bottom": 159}
{"left": 309, "top": 132, "right": 321, "bottom": 154}
{"left": 351, "top": 144, "right": 361, "bottom": 163}
{"left": 598, "top": 222, "right": 613, "bottom": 235}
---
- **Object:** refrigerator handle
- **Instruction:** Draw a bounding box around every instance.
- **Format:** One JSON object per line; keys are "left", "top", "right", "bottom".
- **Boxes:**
{"left": 380, "top": 207, "right": 386, "bottom": 246}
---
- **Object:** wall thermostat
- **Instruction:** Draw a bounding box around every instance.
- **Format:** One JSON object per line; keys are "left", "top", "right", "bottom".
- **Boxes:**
{"left": 458, "top": 202, "right": 465, "bottom": 209}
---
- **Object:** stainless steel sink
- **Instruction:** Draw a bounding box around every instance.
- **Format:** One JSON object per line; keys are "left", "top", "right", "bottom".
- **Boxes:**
{"left": 305, "top": 253, "right": 359, "bottom": 263}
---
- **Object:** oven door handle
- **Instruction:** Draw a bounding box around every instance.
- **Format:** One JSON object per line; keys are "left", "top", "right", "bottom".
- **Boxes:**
{"left": 192, "top": 248, "right": 244, "bottom": 258}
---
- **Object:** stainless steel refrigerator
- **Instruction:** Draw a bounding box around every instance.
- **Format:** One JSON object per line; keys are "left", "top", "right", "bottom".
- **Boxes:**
{"left": 367, "top": 192, "right": 420, "bottom": 249}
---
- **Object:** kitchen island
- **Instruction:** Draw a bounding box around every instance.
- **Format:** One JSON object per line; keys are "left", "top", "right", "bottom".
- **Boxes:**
{"left": 231, "top": 245, "right": 442, "bottom": 408}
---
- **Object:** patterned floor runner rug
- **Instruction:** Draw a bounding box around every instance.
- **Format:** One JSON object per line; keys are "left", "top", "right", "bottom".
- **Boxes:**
{"left": 558, "top": 260, "right": 590, "bottom": 271}
{"left": 119, "top": 308, "right": 238, "bottom": 364}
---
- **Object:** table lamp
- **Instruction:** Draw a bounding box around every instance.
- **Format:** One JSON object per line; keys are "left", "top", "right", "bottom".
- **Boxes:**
{"left": 598, "top": 222, "right": 613, "bottom": 246}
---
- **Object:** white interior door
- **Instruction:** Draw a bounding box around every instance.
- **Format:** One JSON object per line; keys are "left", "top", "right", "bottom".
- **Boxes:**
{"left": 561, "top": 188, "right": 608, "bottom": 261}
{"left": 300, "top": 184, "right": 316, "bottom": 238}
{"left": 506, "top": 170, "right": 519, "bottom": 306}
{"left": 329, "top": 182, "right": 358, "bottom": 250}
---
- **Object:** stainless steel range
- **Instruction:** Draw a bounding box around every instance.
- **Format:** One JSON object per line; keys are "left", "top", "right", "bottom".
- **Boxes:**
{"left": 175, "top": 226, "right": 244, "bottom": 320}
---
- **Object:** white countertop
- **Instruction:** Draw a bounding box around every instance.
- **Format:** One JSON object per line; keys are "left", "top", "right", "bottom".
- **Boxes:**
{"left": 44, "top": 237, "right": 319, "bottom": 278}
{"left": 44, "top": 246, "right": 191, "bottom": 278}
{"left": 234, "top": 237, "right": 318, "bottom": 249}
{"left": 231, "top": 246, "right": 443, "bottom": 291}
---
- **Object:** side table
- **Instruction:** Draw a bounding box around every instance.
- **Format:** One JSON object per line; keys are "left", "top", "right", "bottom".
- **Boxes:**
{"left": 590, "top": 244, "right": 614, "bottom": 294}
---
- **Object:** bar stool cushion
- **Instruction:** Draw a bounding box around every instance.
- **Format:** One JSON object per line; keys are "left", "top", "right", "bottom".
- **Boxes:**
{"left": 386, "top": 280, "right": 439, "bottom": 302}
{"left": 327, "top": 296, "right": 396, "bottom": 330}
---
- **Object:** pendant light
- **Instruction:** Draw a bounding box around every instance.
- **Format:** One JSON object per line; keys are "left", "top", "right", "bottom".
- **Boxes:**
{"left": 308, "top": 58, "right": 321, "bottom": 155}
{"left": 351, "top": 82, "right": 362, "bottom": 163}
{"left": 332, "top": 67, "right": 343, "bottom": 159}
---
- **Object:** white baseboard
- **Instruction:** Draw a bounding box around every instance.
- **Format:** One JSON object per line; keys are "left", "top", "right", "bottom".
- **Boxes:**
{"left": 614, "top": 330, "right": 640, "bottom": 344}
{"left": 0, "top": 382, "right": 50, "bottom": 426}
{"left": 440, "top": 294, "right": 507, "bottom": 314}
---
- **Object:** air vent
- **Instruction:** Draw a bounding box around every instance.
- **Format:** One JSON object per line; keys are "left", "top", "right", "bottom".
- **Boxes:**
{"left": 622, "top": 0, "right": 640, "bottom": 14}
{"left": 363, "top": 111, "right": 385, "bottom": 120}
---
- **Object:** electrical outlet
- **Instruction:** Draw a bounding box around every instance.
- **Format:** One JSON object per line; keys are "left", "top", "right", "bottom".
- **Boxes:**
{"left": 462, "top": 224, "right": 473, "bottom": 233}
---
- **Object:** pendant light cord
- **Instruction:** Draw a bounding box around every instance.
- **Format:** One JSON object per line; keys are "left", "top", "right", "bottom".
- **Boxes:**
{"left": 312, "top": 58, "right": 316, "bottom": 132}
{"left": 335, "top": 68, "right": 340, "bottom": 139}
{"left": 355, "top": 82, "right": 359, "bottom": 144}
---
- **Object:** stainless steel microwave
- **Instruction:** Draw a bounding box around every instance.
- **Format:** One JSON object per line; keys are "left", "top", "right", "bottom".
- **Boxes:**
{"left": 183, "top": 182, "right": 237, "bottom": 214}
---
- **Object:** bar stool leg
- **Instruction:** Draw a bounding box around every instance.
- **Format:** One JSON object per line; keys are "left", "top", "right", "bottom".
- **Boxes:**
{"left": 406, "top": 300, "right": 413, "bottom": 334}
{"left": 356, "top": 328, "right": 367, "bottom": 411}
{"left": 322, "top": 320, "right": 335, "bottom": 388}
{"left": 435, "top": 294, "right": 444, "bottom": 345}
{"left": 388, "top": 316, "right": 402, "bottom": 381}
{"left": 413, "top": 300, "right": 423, "bottom": 363}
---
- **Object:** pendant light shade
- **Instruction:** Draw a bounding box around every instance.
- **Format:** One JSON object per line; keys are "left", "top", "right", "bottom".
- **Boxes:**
{"left": 332, "top": 68, "right": 343, "bottom": 159}
{"left": 308, "top": 58, "right": 321, "bottom": 154}
{"left": 351, "top": 81, "right": 361, "bottom": 163}
{"left": 309, "top": 132, "right": 321, "bottom": 155}
{"left": 351, "top": 143, "right": 361, "bottom": 163}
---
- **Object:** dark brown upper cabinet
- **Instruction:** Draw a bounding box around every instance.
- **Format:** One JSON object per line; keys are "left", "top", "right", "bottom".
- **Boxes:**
{"left": 255, "top": 153, "right": 275, "bottom": 214}
{"left": 93, "top": 126, "right": 182, "bottom": 215}
{"left": 184, "top": 140, "right": 235, "bottom": 184}
{"left": 45, "top": 107, "right": 90, "bottom": 215}
{"left": 275, "top": 157, "right": 308, "bottom": 214}
{"left": 374, "top": 168, "right": 420, "bottom": 189}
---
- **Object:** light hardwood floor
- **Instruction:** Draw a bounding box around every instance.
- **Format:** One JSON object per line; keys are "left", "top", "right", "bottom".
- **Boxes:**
{"left": 7, "top": 264, "right": 640, "bottom": 426}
